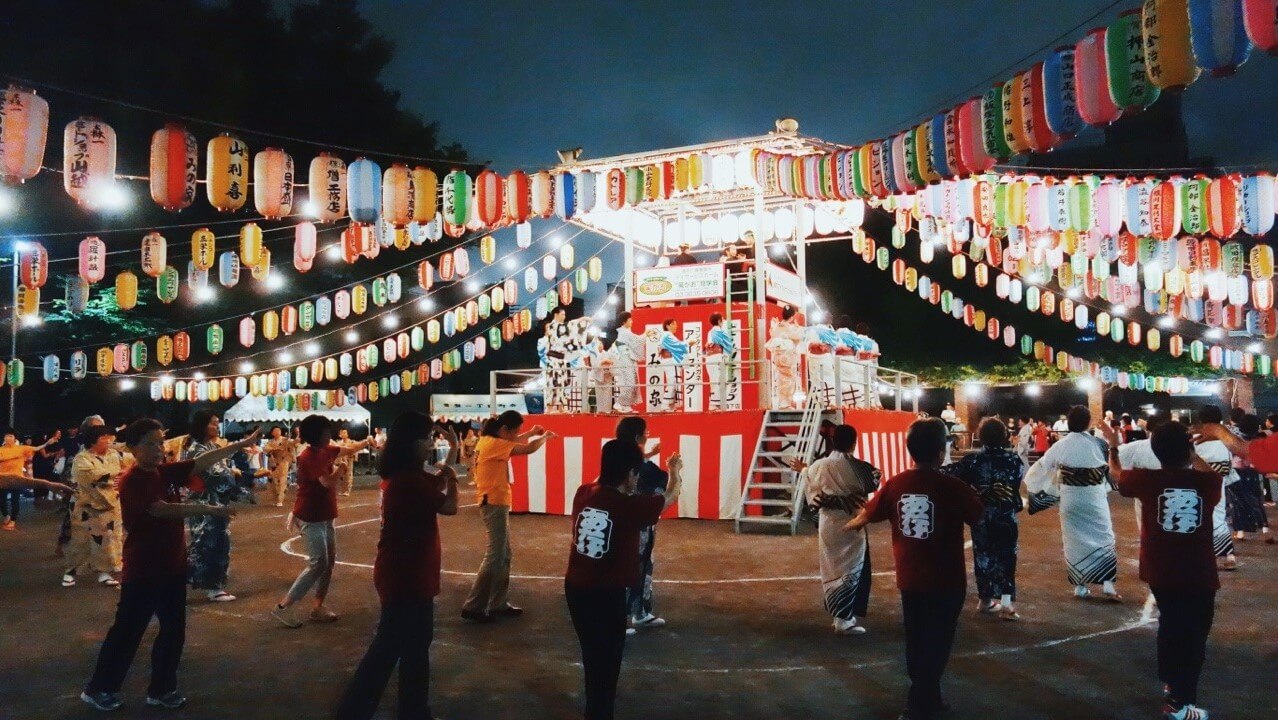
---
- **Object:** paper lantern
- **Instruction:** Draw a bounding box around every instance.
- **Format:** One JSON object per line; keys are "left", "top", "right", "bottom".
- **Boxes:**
{"left": 442, "top": 169, "right": 472, "bottom": 226}
{"left": 527, "top": 170, "right": 552, "bottom": 217}
{"left": 205, "top": 133, "right": 249, "bottom": 211}
{"left": 1240, "top": 174, "right": 1276, "bottom": 236}
{"left": 1189, "top": 0, "right": 1253, "bottom": 76}
{"left": 453, "top": 247, "right": 470, "bottom": 277}
{"left": 1206, "top": 175, "right": 1242, "bottom": 238}
{"left": 1143, "top": 0, "right": 1203, "bottom": 91}
{"left": 17, "top": 242, "right": 47, "bottom": 289}
{"left": 260, "top": 309, "right": 279, "bottom": 341}
{"left": 1108, "top": 10, "right": 1162, "bottom": 112}
{"left": 980, "top": 86, "right": 1012, "bottom": 161}
{"left": 347, "top": 158, "right": 381, "bottom": 224}
{"left": 217, "top": 251, "right": 240, "bottom": 288}
{"left": 60, "top": 274, "right": 89, "bottom": 314}
{"left": 238, "top": 316, "right": 256, "bottom": 347}
{"left": 250, "top": 247, "right": 272, "bottom": 282}
{"left": 63, "top": 117, "right": 117, "bottom": 207}
{"left": 302, "top": 153, "right": 345, "bottom": 223}
{"left": 348, "top": 284, "right": 366, "bottom": 315}
{"left": 0, "top": 86, "right": 49, "bottom": 183}
{"left": 135, "top": 231, "right": 166, "bottom": 279}
{"left": 1041, "top": 47, "right": 1082, "bottom": 140}
{"left": 200, "top": 323, "right": 221, "bottom": 355}
{"left": 289, "top": 221, "right": 317, "bottom": 273}
{"left": 469, "top": 169, "right": 503, "bottom": 227}
{"left": 1075, "top": 28, "right": 1123, "bottom": 127}
{"left": 249, "top": 148, "right": 293, "bottom": 219}
{"left": 1242, "top": 0, "right": 1278, "bottom": 53}
{"left": 71, "top": 236, "right": 107, "bottom": 287}
{"left": 554, "top": 171, "right": 577, "bottom": 220}
{"left": 1181, "top": 176, "right": 1210, "bottom": 234}
{"left": 370, "top": 163, "right": 411, "bottom": 229}
{"left": 1001, "top": 75, "right": 1032, "bottom": 155}
{"left": 148, "top": 123, "right": 197, "bottom": 211}
{"left": 156, "top": 265, "right": 179, "bottom": 304}
{"left": 235, "top": 222, "right": 262, "bottom": 266}
{"left": 114, "top": 270, "right": 138, "bottom": 310}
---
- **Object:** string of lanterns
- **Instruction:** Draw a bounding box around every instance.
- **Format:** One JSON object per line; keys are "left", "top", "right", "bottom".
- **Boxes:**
{"left": 9, "top": 222, "right": 592, "bottom": 384}
{"left": 750, "top": 0, "right": 1276, "bottom": 202}
{"left": 856, "top": 231, "right": 1200, "bottom": 393}
{"left": 143, "top": 242, "right": 615, "bottom": 404}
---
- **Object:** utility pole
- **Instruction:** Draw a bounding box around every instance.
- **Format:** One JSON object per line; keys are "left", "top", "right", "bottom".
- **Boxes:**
{"left": 7, "top": 246, "right": 17, "bottom": 428}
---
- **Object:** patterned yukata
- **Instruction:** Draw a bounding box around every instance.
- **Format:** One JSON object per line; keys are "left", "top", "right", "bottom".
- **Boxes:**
{"left": 801, "top": 453, "right": 880, "bottom": 621}
{"left": 806, "top": 324, "right": 840, "bottom": 407}
{"left": 263, "top": 436, "right": 299, "bottom": 505}
{"left": 766, "top": 319, "right": 805, "bottom": 409}
{"left": 627, "top": 461, "right": 668, "bottom": 621}
{"left": 654, "top": 330, "right": 690, "bottom": 411}
{"left": 704, "top": 324, "right": 736, "bottom": 411}
{"left": 944, "top": 447, "right": 1024, "bottom": 601}
{"left": 183, "top": 439, "right": 252, "bottom": 591}
{"left": 611, "top": 326, "right": 645, "bottom": 410}
{"left": 545, "top": 320, "right": 573, "bottom": 411}
{"left": 64, "top": 449, "right": 124, "bottom": 574}
{"left": 1196, "top": 440, "right": 1237, "bottom": 558}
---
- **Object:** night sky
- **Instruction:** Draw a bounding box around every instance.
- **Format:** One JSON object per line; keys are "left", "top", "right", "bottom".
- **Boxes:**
{"left": 363, "top": 0, "right": 1278, "bottom": 171}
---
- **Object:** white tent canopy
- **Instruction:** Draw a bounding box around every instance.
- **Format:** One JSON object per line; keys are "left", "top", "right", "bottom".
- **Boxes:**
{"left": 222, "top": 391, "right": 371, "bottom": 426}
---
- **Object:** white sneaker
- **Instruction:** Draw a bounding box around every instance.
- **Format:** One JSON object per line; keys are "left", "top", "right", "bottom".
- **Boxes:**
{"left": 1073, "top": 585, "right": 1091, "bottom": 599}
{"left": 632, "top": 613, "right": 666, "bottom": 628}
{"left": 61, "top": 573, "right": 76, "bottom": 588}
{"left": 207, "top": 591, "right": 236, "bottom": 602}
{"left": 834, "top": 618, "right": 867, "bottom": 635}
{"left": 271, "top": 604, "right": 304, "bottom": 628}
{"left": 97, "top": 573, "right": 119, "bottom": 587}
{"left": 625, "top": 627, "right": 636, "bottom": 637}
{"left": 1164, "top": 703, "right": 1209, "bottom": 720}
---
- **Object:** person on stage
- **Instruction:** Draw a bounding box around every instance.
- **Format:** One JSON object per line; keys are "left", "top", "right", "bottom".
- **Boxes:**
{"left": 610, "top": 312, "right": 644, "bottom": 413}
{"left": 1192, "top": 406, "right": 1240, "bottom": 571}
{"left": 942, "top": 418, "right": 1024, "bottom": 620}
{"left": 584, "top": 335, "right": 615, "bottom": 413}
{"left": 766, "top": 306, "right": 804, "bottom": 409}
{"left": 846, "top": 418, "right": 982, "bottom": 720}
{"left": 565, "top": 439, "right": 683, "bottom": 720}
{"left": 1024, "top": 406, "right": 1122, "bottom": 602}
{"left": 545, "top": 308, "right": 572, "bottom": 413}
{"left": 61, "top": 425, "right": 124, "bottom": 589}
{"left": 262, "top": 426, "right": 299, "bottom": 508}
{"left": 334, "top": 412, "right": 458, "bottom": 720}
{"left": 1097, "top": 420, "right": 1221, "bottom": 720}
{"left": 704, "top": 313, "right": 735, "bottom": 411}
{"left": 654, "top": 318, "right": 695, "bottom": 412}
{"left": 615, "top": 416, "right": 672, "bottom": 632}
{"left": 806, "top": 318, "right": 840, "bottom": 408}
{"left": 81, "top": 420, "right": 258, "bottom": 713}
{"left": 462, "top": 411, "right": 555, "bottom": 623}
{"left": 789, "top": 423, "right": 880, "bottom": 635}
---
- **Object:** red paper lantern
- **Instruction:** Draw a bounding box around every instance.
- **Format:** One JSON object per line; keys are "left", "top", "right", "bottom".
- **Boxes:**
{"left": 1075, "top": 28, "right": 1122, "bottom": 127}
{"left": 476, "top": 170, "right": 504, "bottom": 226}
{"left": 505, "top": 170, "right": 531, "bottom": 223}
{"left": 149, "top": 123, "right": 198, "bottom": 211}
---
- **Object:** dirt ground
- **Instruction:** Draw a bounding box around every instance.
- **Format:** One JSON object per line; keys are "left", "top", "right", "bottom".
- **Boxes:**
{"left": 1, "top": 482, "right": 1275, "bottom": 720}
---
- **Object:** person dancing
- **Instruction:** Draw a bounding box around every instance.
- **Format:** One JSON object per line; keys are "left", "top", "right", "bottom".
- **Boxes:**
{"left": 1226, "top": 414, "right": 1272, "bottom": 543}
{"left": 80, "top": 421, "right": 258, "bottom": 712}
{"left": 334, "top": 412, "right": 458, "bottom": 720}
{"left": 1024, "top": 406, "right": 1122, "bottom": 601}
{"left": 182, "top": 411, "right": 254, "bottom": 603}
{"left": 704, "top": 313, "right": 736, "bottom": 411}
{"left": 61, "top": 425, "right": 124, "bottom": 589}
{"left": 565, "top": 439, "right": 683, "bottom": 720}
{"left": 262, "top": 426, "right": 299, "bottom": 508}
{"left": 615, "top": 416, "right": 672, "bottom": 632}
{"left": 943, "top": 417, "right": 1025, "bottom": 620}
{"left": 654, "top": 319, "right": 695, "bottom": 412}
{"left": 791, "top": 423, "right": 880, "bottom": 635}
{"left": 462, "top": 411, "right": 554, "bottom": 622}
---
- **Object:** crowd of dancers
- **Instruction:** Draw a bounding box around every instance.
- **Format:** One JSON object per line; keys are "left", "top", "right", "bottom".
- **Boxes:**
{"left": 0, "top": 397, "right": 1272, "bottom": 719}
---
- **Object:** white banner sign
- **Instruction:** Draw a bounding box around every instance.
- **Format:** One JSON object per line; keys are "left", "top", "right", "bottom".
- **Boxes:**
{"left": 764, "top": 263, "right": 803, "bottom": 306}
{"left": 633, "top": 263, "right": 725, "bottom": 305}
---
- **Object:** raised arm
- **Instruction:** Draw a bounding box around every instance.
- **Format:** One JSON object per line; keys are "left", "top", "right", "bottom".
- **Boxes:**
{"left": 191, "top": 429, "right": 261, "bottom": 476}
{"left": 34, "top": 430, "right": 62, "bottom": 452}
{"left": 1094, "top": 422, "right": 1124, "bottom": 481}
{"left": 336, "top": 438, "right": 373, "bottom": 459}
{"left": 510, "top": 432, "right": 555, "bottom": 456}
{"left": 1197, "top": 422, "right": 1250, "bottom": 459}
{"left": 516, "top": 425, "right": 546, "bottom": 443}
{"left": 0, "top": 474, "right": 70, "bottom": 494}
{"left": 437, "top": 427, "right": 461, "bottom": 466}
{"left": 662, "top": 453, "right": 684, "bottom": 509}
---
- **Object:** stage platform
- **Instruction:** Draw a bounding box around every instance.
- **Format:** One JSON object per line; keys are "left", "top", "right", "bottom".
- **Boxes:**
{"left": 509, "top": 407, "right": 916, "bottom": 520}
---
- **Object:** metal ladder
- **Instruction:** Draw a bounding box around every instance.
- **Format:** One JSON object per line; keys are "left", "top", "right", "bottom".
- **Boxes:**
{"left": 734, "top": 392, "right": 825, "bottom": 534}
{"left": 723, "top": 272, "right": 756, "bottom": 380}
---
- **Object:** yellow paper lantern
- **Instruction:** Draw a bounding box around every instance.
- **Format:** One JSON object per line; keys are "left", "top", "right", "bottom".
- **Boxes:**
{"left": 412, "top": 167, "right": 438, "bottom": 222}
{"left": 206, "top": 133, "right": 250, "bottom": 212}
{"left": 262, "top": 310, "right": 280, "bottom": 341}
{"left": 352, "top": 284, "right": 368, "bottom": 314}
{"left": 240, "top": 222, "right": 263, "bottom": 266}
{"left": 191, "top": 228, "right": 216, "bottom": 271}
{"left": 381, "top": 163, "right": 413, "bottom": 227}
{"left": 308, "top": 153, "right": 347, "bottom": 222}
{"left": 1142, "top": 0, "right": 1201, "bottom": 91}
{"left": 115, "top": 270, "right": 138, "bottom": 310}
{"left": 250, "top": 248, "right": 272, "bottom": 282}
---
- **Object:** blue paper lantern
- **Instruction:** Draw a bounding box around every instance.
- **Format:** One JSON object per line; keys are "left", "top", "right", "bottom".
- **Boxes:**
{"left": 218, "top": 251, "right": 240, "bottom": 287}
{"left": 1042, "top": 46, "right": 1081, "bottom": 139}
{"left": 929, "top": 114, "right": 950, "bottom": 179}
{"left": 1189, "top": 0, "right": 1253, "bottom": 76}
{"left": 577, "top": 170, "right": 596, "bottom": 214}
{"left": 880, "top": 138, "right": 900, "bottom": 195}
{"left": 554, "top": 171, "right": 577, "bottom": 220}
{"left": 42, "top": 355, "right": 59, "bottom": 383}
{"left": 347, "top": 158, "right": 382, "bottom": 224}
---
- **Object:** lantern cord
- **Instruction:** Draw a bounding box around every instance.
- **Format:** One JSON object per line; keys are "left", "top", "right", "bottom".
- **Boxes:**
{"left": 0, "top": 210, "right": 323, "bottom": 242}
{"left": 1, "top": 73, "right": 487, "bottom": 168}
{"left": 111, "top": 226, "right": 602, "bottom": 381}
{"left": 859, "top": 0, "right": 1126, "bottom": 141}
{"left": 20, "top": 220, "right": 573, "bottom": 357}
